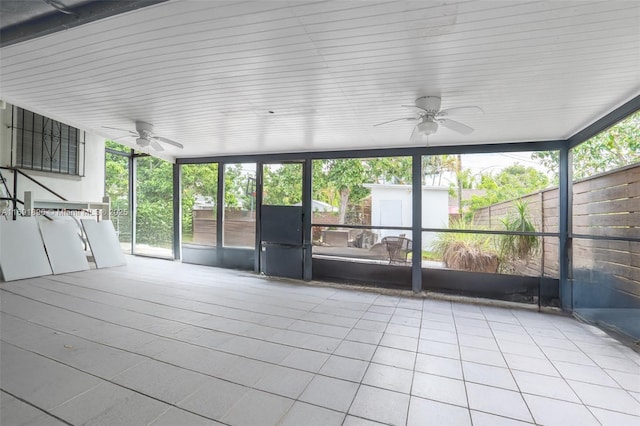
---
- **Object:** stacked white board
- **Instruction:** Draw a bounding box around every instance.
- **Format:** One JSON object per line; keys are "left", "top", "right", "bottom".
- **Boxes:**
{"left": 39, "top": 217, "right": 90, "bottom": 274}
{"left": 81, "top": 219, "right": 127, "bottom": 268}
{"left": 0, "top": 217, "right": 53, "bottom": 281}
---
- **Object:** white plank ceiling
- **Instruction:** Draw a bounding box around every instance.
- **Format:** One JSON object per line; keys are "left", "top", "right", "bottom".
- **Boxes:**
{"left": 1, "top": 0, "right": 639, "bottom": 160}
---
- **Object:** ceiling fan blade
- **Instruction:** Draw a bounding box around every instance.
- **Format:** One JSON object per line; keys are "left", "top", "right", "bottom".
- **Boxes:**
{"left": 401, "top": 105, "right": 427, "bottom": 112}
{"left": 437, "top": 106, "right": 484, "bottom": 117}
{"left": 149, "top": 139, "right": 164, "bottom": 151}
{"left": 102, "top": 126, "right": 138, "bottom": 135}
{"left": 409, "top": 125, "right": 419, "bottom": 141}
{"left": 113, "top": 135, "right": 135, "bottom": 141}
{"left": 154, "top": 136, "right": 184, "bottom": 149}
{"left": 373, "top": 117, "right": 419, "bottom": 127}
{"left": 438, "top": 118, "right": 474, "bottom": 134}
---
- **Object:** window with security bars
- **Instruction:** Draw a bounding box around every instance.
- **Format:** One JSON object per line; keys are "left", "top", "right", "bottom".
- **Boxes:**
{"left": 12, "top": 107, "right": 85, "bottom": 176}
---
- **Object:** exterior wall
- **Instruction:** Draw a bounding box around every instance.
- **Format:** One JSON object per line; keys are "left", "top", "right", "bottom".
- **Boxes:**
{"left": 0, "top": 103, "right": 105, "bottom": 204}
{"left": 366, "top": 184, "right": 449, "bottom": 248}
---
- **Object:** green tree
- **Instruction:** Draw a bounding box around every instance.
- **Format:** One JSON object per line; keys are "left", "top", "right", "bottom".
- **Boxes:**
{"left": 311, "top": 157, "right": 412, "bottom": 224}
{"left": 104, "top": 145, "right": 131, "bottom": 242}
{"left": 135, "top": 156, "right": 173, "bottom": 247}
{"left": 181, "top": 163, "right": 218, "bottom": 238}
{"left": 423, "top": 155, "right": 458, "bottom": 185}
{"left": 263, "top": 163, "right": 302, "bottom": 205}
{"left": 366, "top": 157, "right": 412, "bottom": 184}
{"left": 326, "top": 159, "right": 366, "bottom": 224}
{"left": 223, "top": 164, "right": 255, "bottom": 209}
{"left": 532, "top": 111, "right": 639, "bottom": 180}
{"left": 469, "top": 165, "right": 550, "bottom": 212}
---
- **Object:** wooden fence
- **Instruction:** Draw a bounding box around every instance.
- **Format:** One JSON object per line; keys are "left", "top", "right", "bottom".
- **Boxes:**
{"left": 191, "top": 208, "right": 255, "bottom": 247}
{"left": 473, "top": 164, "right": 639, "bottom": 285}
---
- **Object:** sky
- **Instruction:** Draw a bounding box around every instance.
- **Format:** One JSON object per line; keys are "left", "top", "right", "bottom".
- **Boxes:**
{"left": 462, "top": 151, "right": 548, "bottom": 175}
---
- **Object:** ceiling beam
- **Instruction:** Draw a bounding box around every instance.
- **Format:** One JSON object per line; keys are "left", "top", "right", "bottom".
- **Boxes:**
{"left": 568, "top": 95, "right": 640, "bottom": 149}
{"left": 176, "top": 139, "right": 566, "bottom": 165}
{"left": 0, "top": 0, "right": 168, "bottom": 48}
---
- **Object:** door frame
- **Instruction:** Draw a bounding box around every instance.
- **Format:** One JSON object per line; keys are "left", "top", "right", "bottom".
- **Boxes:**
{"left": 256, "top": 159, "right": 312, "bottom": 280}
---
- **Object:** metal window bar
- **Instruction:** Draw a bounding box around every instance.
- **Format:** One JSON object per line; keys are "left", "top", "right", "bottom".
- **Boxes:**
{"left": 11, "top": 107, "right": 83, "bottom": 176}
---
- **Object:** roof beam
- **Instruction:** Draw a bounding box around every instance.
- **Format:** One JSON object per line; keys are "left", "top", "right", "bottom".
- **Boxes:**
{"left": 0, "top": 0, "right": 168, "bottom": 48}
{"left": 176, "top": 139, "right": 566, "bottom": 165}
{"left": 568, "top": 95, "right": 640, "bottom": 149}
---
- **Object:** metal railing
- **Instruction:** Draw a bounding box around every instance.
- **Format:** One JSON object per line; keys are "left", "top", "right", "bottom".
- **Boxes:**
{"left": 0, "top": 166, "right": 68, "bottom": 220}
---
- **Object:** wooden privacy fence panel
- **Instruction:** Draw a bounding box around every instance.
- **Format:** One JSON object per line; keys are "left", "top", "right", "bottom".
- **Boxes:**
{"left": 572, "top": 164, "right": 639, "bottom": 301}
{"left": 573, "top": 165, "right": 640, "bottom": 239}
{"left": 190, "top": 208, "right": 256, "bottom": 247}
{"left": 472, "top": 190, "right": 557, "bottom": 277}
{"left": 472, "top": 163, "right": 639, "bottom": 281}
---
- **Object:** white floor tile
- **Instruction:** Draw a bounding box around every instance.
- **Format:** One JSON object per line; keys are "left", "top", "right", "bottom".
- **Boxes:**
{"left": 348, "top": 385, "right": 409, "bottom": 426}
{"left": 553, "top": 360, "right": 619, "bottom": 387}
{"left": 465, "top": 383, "right": 533, "bottom": 423}
{"left": 418, "top": 339, "right": 460, "bottom": 359}
{"left": 371, "top": 346, "right": 416, "bottom": 370}
{"left": 462, "top": 361, "right": 518, "bottom": 391}
{"left": 342, "top": 415, "right": 387, "bottom": 425}
{"left": 412, "top": 372, "right": 467, "bottom": 407}
{"left": 319, "top": 355, "right": 369, "bottom": 382}
{"left": 470, "top": 410, "right": 533, "bottom": 426}
{"left": 568, "top": 380, "right": 640, "bottom": 415}
{"left": 334, "top": 340, "right": 377, "bottom": 361}
{"left": 407, "top": 396, "right": 471, "bottom": 426}
{"left": 415, "top": 353, "right": 463, "bottom": 380}
{"left": 51, "top": 382, "right": 169, "bottom": 425}
{"left": 177, "top": 377, "right": 248, "bottom": 420}
{"left": 588, "top": 406, "right": 640, "bottom": 426}
{"left": 504, "top": 353, "right": 560, "bottom": 376}
{"left": 278, "top": 402, "right": 345, "bottom": 426}
{"left": 460, "top": 346, "right": 506, "bottom": 368}
{"left": 221, "top": 390, "right": 293, "bottom": 426}
{"left": 253, "top": 365, "right": 314, "bottom": 399}
{"left": 299, "top": 375, "right": 359, "bottom": 412}
{"left": 362, "top": 363, "right": 413, "bottom": 394}
{"left": 512, "top": 370, "right": 581, "bottom": 402}
{"left": 523, "top": 393, "right": 600, "bottom": 426}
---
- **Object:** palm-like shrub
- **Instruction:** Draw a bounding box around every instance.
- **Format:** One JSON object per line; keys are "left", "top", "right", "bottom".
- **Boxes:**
{"left": 431, "top": 218, "right": 499, "bottom": 273}
{"left": 499, "top": 200, "right": 539, "bottom": 262}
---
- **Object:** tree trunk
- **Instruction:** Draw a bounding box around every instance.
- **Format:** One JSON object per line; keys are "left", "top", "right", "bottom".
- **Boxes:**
{"left": 338, "top": 188, "right": 350, "bottom": 224}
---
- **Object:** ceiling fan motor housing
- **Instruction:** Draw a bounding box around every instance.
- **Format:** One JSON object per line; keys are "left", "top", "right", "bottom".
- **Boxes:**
{"left": 415, "top": 96, "right": 442, "bottom": 114}
{"left": 135, "top": 121, "right": 154, "bottom": 135}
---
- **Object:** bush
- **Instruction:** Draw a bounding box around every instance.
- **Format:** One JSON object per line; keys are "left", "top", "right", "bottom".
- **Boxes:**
{"left": 431, "top": 218, "right": 499, "bottom": 273}
{"left": 499, "top": 200, "right": 539, "bottom": 261}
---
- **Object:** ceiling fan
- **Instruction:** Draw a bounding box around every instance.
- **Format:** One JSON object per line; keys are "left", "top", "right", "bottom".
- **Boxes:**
{"left": 374, "top": 96, "right": 483, "bottom": 140}
{"left": 103, "top": 121, "right": 184, "bottom": 151}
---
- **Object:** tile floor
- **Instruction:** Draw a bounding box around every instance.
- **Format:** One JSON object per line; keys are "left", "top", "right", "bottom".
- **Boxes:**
{"left": 1, "top": 256, "right": 639, "bottom": 425}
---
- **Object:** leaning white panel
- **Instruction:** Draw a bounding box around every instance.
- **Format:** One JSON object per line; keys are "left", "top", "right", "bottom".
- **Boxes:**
{"left": 0, "top": 217, "right": 53, "bottom": 281}
{"left": 39, "top": 217, "right": 89, "bottom": 274}
{"left": 81, "top": 219, "right": 126, "bottom": 268}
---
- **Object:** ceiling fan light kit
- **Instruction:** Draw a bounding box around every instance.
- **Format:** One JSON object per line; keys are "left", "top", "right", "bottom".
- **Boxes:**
{"left": 374, "top": 96, "right": 483, "bottom": 142}
{"left": 417, "top": 119, "right": 438, "bottom": 135}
